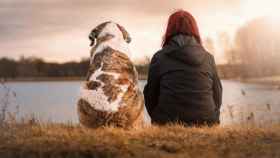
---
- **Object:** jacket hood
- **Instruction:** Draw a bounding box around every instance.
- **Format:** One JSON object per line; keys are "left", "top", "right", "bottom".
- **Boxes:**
{"left": 163, "top": 35, "right": 206, "bottom": 66}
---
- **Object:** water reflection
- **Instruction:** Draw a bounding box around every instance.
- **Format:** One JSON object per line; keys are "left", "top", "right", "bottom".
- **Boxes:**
{"left": 0, "top": 80, "right": 279, "bottom": 126}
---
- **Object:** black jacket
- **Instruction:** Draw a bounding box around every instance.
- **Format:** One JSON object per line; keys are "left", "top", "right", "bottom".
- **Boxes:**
{"left": 143, "top": 35, "right": 222, "bottom": 125}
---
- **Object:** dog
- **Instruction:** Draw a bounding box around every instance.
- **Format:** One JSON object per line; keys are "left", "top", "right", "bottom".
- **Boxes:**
{"left": 77, "top": 21, "right": 151, "bottom": 128}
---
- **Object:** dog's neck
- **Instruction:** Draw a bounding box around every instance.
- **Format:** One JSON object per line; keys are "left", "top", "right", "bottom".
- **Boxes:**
{"left": 90, "top": 23, "right": 131, "bottom": 63}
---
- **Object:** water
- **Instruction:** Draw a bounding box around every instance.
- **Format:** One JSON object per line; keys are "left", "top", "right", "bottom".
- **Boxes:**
{"left": 1, "top": 80, "right": 280, "bottom": 126}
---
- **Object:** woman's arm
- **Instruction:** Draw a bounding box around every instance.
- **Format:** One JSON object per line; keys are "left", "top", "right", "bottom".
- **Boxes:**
{"left": 143, "top": 53, "right": 160, "bottom": 116}
{"left": 210, "top": 55, "right": 223, "bottom": 112}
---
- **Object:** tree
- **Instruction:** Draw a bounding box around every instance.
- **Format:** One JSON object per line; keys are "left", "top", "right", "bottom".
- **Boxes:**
{"left": 0, "top": 58, "right": 17, "bottom": 78}
{"left": 17, "top": 56, "right": 39, "bottom": 77}
{"left": 217, "top": 32, "right": 239, "bottom": 65}
{"left": 203, "top": 37, "right": 216, "bottom": 56}
{"left": 234, "top": 17, "right": 280, "bottom": 77}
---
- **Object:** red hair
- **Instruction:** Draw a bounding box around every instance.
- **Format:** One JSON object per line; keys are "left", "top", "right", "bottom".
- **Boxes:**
{"left": 162, "top": 10, "right": 202, "bottom": 47}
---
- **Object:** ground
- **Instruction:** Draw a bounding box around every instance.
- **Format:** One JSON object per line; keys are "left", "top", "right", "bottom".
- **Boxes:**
{"left": 1, "top": 123, "right": 280, "bottom": 158}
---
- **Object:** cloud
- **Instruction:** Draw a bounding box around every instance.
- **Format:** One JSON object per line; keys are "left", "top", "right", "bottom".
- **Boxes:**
{"left": 0, "top": 0, "right": 241, "bottom": 62}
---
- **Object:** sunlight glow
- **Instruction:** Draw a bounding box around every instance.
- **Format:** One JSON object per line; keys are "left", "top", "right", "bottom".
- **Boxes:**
{"left": 241, "top": 0, "right": 280, "bottom": 22}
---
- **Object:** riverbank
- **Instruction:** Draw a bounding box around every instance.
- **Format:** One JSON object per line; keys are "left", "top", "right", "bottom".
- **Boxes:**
{"left": 3, "top": 75, "right": 280, "bottom": 84}
{"left": 2, "top": 77, "right": 86, "bottom": 82}
{"left": 240, "top": 76, "right": 280, "bottom": 87}
{"left": 1, "top": 123, "right": 280, "bottom": 158}
{"left": 2, "top": 75, "right": 148, "bottom": 82}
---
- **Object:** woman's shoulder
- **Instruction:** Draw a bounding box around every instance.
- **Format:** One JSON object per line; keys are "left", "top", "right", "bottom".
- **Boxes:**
{"left": 205, "top": 51, "right": 216, "bottom": 64}
{"left": 150, "top": 49, "right": 163, "bottom": 63}
{"left": 151, "top": 45, "right": 175, "bottom": 60}
{"left": 200, "top": 48, "right": 215, "bottom": 62}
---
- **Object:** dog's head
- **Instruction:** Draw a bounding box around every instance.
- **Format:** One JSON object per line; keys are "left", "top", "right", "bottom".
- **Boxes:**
{"left": 89, "top": 21, "right": 131, "bottom": 47}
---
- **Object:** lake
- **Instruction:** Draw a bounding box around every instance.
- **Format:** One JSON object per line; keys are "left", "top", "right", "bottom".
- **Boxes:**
{"left": 1, "top": 80, "right": 280, "bottom": 126}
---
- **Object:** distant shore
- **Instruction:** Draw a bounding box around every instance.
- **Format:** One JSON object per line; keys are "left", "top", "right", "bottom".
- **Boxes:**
{"left": 2, "top": 77, "right": 86, "bottom": 82}
{"left": 3, "top": 76, "right": 280, "bottom": 87}
{"left": 240, "top": 76, "right": 280, "bottom": 86}
{"left": 2, "top": 74, "right": 148, "bottom": 82}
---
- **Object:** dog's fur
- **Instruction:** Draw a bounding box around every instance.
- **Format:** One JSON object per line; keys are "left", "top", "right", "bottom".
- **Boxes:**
{"left": 77, "top": 21, "right": 150, "bottom": 128}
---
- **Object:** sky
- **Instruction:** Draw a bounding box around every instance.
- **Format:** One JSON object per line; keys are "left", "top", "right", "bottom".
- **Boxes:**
{"left": 1, "top": 0, "right": 279, "bottom": 63}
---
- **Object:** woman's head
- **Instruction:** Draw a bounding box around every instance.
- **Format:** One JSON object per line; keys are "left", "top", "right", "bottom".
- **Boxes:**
{"left": 162, "top": 10, "right": 201, "bottom": 47}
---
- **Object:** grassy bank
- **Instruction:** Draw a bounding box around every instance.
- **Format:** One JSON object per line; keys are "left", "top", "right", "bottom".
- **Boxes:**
{"left": 1, "top": 123, "right": 280, "bottom": 158}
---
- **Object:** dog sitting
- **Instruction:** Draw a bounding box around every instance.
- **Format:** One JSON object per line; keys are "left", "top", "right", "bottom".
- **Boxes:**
{"left": 77, "top": 21, "right": 151, "bottom": 128}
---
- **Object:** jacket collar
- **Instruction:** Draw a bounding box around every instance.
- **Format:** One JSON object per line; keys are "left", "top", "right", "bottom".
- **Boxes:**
{"left": 162, "top": 34, "right": 206, "bottom": 66}
{"left": 168, "top": 34, "right": 200, "bottom": 48}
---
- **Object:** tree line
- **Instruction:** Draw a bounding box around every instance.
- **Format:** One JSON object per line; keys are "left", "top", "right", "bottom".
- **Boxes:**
{"left": 0, "top": 56, "right": 149, "bottom": 79}
{"left": 231, "top": 17, "right": 280, "bottom": 77}
{"left": 204, "top": 17, "right": 280, "bottom": 78}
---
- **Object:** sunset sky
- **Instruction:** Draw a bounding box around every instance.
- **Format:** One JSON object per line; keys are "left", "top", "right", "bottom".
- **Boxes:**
{"left": 1, "top": 0, "right": 279, "bottom": 63}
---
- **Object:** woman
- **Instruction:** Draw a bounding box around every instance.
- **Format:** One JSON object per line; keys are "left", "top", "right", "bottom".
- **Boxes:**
{"left": 144, "top": 10, "right": 222, "bottom": 126}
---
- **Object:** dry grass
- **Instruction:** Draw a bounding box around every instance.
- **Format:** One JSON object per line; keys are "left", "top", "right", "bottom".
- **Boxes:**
{"left": 1, "top": 123, "right": 280, "bottom": 158}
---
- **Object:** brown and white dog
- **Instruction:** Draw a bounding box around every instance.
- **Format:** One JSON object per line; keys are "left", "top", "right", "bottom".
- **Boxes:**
{"left": 77, "top": 21, "right": 151, "bottom": 128}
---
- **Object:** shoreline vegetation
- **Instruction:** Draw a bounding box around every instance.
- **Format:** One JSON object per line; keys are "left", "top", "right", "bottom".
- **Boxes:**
{"left": 1, "top": 56, "right": 280, "bottom": 85}
{"left": 0, "top": 123, "right": 280, "bottom": 158}
{"left": 3, "top": 75, "right": 280, "bottom": 87}
{"left": 240, "top": 76, "right": 280, "bottom": 86}
{"left": 1, "top": 74, "right": 148, "bottom": 82}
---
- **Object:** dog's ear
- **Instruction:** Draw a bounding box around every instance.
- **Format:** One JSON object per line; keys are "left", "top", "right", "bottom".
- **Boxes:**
{"left": 89, "top": 22, "right": 111, "bottom": 46}
{"left": 117, "top": 24, "right": 131, "bottom": 43}
{"left": 89, "top": 29, "right": 98, "bottom": 47}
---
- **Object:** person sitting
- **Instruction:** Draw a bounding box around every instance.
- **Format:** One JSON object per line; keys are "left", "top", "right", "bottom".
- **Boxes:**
{"left": 144, "top": 10, "right": 223, "bottom": 126}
